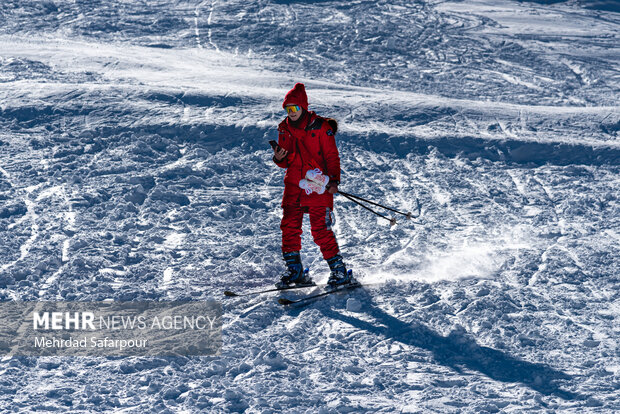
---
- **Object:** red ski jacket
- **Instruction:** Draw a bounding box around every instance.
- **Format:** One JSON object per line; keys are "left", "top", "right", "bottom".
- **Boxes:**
{"left": 274, "top": 111, "right": 341, "bottom": 209}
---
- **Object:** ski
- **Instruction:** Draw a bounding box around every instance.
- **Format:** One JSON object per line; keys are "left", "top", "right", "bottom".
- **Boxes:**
{"left": 224, "top": 283, "right": 318, "bottom": 297}
{"left": 278, "top": 281, "right": 361, "bottom": 306}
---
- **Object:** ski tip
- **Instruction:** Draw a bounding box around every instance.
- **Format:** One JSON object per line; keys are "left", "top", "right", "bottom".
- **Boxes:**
{"left": 224, "top": 291, "right": 238, "bottom": 297}
{"left": 278, "top": 298, "right": 296, "bottom": 305}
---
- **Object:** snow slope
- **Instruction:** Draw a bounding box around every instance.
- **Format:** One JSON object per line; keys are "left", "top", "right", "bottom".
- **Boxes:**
{"left": 0, "top": 0, "right": 619, "bottom": 412}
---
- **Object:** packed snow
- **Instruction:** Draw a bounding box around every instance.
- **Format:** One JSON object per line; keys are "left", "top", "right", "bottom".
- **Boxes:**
{"left": 0, "top": 0, "right": 619, "bottom": 412}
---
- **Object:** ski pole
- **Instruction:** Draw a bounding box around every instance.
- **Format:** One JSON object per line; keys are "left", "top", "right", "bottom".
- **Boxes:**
{"left": 339, "top": 192, "right": 397, "bottom": 226}
{"left": 338, "top": 190, "right": 420, "bottom": 220}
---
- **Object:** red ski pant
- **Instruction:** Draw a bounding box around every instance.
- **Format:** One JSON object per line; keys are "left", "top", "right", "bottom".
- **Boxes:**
{"left": 281, "top": 205, "right": 340, "bottom": 259}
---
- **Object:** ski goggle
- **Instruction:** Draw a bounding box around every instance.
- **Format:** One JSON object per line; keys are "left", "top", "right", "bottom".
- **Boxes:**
{"left": 285, "top": 105, "right": 301, "bottom": 114}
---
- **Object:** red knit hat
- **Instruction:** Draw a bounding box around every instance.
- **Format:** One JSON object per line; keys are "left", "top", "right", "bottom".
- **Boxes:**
{"left": 282, "top": 83, "right": 308, "bottom": 111}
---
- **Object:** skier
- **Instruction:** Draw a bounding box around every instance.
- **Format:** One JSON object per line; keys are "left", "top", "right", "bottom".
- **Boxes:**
{"left": 272, "top": 83, "right": 352, "bottom": 289}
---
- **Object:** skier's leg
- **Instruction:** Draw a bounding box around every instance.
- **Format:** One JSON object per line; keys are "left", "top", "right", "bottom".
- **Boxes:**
{"left": 277, "top": 205, "right": 313, "bottom": 287}
{"left": 281, "top": 204, "right": 304, "bottom": 254}
{"left": 308, "top": 206, "right": 340, "bottom": 259}
{"left": 309, "top": 207, "right": 351, "bottom": 287}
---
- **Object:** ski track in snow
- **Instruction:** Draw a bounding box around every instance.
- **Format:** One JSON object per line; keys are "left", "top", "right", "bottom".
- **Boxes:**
{"left": 0, "top": 0, "right": 619, "bottom": 412}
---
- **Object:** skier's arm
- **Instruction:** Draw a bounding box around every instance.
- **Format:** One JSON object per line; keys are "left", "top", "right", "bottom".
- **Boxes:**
{"left": 320, "top": 127, "right": 341, "bottom": 185}
{"left": 273, "top": 126, "right": 292, "bottom": 168}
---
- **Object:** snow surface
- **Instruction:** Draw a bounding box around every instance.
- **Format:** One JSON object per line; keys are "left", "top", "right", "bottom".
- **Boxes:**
{"left": 0, "top": 0, "right": 619, "bottom": 412}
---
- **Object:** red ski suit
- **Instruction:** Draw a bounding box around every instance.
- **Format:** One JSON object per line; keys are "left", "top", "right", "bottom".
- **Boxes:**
{"left": 274, "top": 104, "right": 342, "bottom": 259}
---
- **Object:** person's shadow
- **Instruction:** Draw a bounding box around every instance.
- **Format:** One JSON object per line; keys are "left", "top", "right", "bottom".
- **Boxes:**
{"left": 312, "top": 297, "right": 585, "bottom": 401}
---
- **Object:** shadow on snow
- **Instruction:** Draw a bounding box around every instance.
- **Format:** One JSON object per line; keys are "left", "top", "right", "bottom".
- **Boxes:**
{"left": 316, "top": 299, "right": 586, "bottom": 401}
{"left": 2, "top": 100, "right": 618, "bottom": 166}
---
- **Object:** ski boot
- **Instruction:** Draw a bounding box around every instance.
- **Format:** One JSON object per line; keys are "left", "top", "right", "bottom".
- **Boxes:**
{"left": 325, "top": 254, "right": 355, "bottom": 289}
{"left": 276, "top": 251, "right": 314, "bottom": 289}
